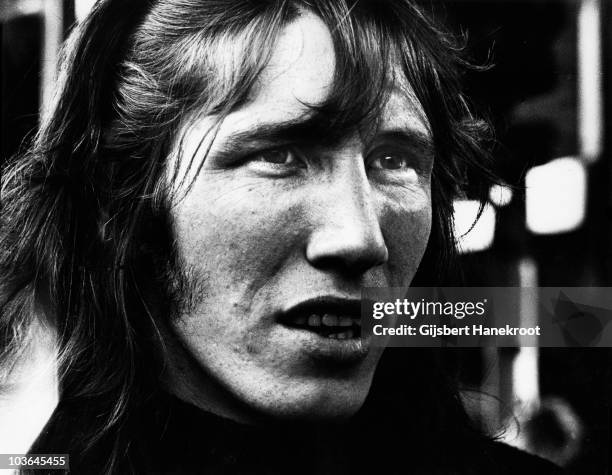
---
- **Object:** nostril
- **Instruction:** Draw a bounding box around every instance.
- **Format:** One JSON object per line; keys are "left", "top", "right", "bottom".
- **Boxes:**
{"left": 306, "top": 228, "right": 388, "bottom": 273}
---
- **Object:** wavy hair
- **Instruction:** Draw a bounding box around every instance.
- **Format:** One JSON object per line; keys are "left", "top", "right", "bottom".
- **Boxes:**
{"left": 1, "top": 0, "right": 494, "bottom": 471}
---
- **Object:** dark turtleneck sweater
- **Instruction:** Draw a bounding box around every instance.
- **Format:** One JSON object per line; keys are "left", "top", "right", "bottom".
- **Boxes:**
{"left": 28, "top": 390, "right": 565, "bottom": 474}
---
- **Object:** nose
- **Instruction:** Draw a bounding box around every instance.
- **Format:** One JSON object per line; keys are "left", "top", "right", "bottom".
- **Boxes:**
{"left": 305, "top": 163, "right": 388, "bottom": 275}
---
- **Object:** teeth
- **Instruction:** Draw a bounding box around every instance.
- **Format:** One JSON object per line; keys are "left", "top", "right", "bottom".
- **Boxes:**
{"left": 294, "top": 313, "right": 359, "bottom": 338}
{"left": 338, "top": 316, "right": 353, "bottom": 327}
{"left": 308, "top": 314, "right": 321, "bottom": 326}
{"left": 322, "top": 314, "right": 338, "bottom": 326}
{"left": 327, "top": 329, "right": 355, "bottom": 340}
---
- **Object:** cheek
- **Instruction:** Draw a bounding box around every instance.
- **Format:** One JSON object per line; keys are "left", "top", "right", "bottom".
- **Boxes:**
{"left": 380, "top": 189, "right": 432, "bottom": 287}
{"left": 169, "top": 181, "right": 298, "bottom": 359}
{"left": 172, "top": 177, "right": 303, "bottom": 299}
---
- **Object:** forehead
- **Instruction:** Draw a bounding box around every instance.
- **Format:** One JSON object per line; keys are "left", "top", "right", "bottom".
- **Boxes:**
{"left": 172, "top": 11, "right": 432, "bottom": 186}
{"left": 222, "top": 11, "right": 430, "bottom": 139}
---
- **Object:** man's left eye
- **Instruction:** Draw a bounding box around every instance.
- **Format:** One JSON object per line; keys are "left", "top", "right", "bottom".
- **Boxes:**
{"left": 368, "top": 154, "right": 413, "bottom": 171}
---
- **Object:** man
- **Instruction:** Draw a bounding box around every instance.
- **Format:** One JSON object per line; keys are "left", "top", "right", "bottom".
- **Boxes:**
{"left": 0, "top": 0, "right": 562, "bottom": 473}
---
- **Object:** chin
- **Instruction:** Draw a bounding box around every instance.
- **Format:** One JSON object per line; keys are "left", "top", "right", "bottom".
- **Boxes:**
{"left": 246, "top": 379, "right": 372, "bottom": 422}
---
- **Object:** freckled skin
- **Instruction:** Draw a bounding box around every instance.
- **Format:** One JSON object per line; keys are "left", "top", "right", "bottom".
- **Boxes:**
{"left": 165, "top": 13, "right": 433, "bottom": 422}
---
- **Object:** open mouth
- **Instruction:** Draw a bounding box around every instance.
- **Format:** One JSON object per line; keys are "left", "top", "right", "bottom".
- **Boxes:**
{"left": 288, "top": 313, "right": 361, "bottom": 339}
{"left": 279, "top": 297, "right": 362, "bottom": 340}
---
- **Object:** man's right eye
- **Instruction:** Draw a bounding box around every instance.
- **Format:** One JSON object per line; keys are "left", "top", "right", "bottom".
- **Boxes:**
{"left": 249, "top": 148, "right": 305, "bottom": 169}
{"left": 255, "top": 148, "right": 297, "bottom": 165}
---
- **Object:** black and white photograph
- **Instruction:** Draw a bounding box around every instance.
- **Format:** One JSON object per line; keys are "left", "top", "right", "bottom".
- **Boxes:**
{"left": 0, "top": 0, "right": 610, "bottom": 473}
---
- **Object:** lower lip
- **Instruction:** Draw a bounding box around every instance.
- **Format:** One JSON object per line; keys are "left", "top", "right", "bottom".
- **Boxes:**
{"left": 279, "top": 325, "right": 370, "bottom": 363}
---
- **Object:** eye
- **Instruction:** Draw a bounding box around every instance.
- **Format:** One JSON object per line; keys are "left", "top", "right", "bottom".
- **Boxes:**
{"left": 366, "top": 150, "right": 421, "bottom": 185}
{"left": 244, "top": 147, "right": 305, "bottom": 176}
{"left": 254, "top": 148, "right": 301, "bottom": 166}
{"left": 368, "top": 153, "right": 414, "bottom": 171}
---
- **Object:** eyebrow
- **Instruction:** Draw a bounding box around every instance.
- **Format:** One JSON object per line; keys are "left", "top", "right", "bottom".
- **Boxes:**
{"left": 211, "top": 113, "right": 434, "bottom": 161}
{"left": 215, "top": 114, "right": 341, "bottom": 154}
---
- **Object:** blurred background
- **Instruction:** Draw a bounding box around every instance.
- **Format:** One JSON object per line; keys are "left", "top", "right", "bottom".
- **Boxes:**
{"left": 0, "top": 0, "right": 610, "bottom": 472}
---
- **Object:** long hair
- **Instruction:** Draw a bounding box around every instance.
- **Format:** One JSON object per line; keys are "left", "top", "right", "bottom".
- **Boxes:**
{"left": 1, "top": 0, "right": 494, "bottom": 471}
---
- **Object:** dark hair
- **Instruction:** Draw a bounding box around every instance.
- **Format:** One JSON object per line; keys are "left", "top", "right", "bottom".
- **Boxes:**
{"left": 1, "top": 0, "right": 493, "bottom": 471}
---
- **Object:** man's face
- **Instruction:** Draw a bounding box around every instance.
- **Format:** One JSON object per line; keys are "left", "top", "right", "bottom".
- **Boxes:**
{"left": 166, "top": 12, "right": 433, "bottom": 421}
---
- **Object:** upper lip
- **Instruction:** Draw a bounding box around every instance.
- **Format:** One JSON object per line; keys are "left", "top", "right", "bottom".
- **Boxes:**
{"left": 278, "top": 296, "right": 362, "bottom": 325}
